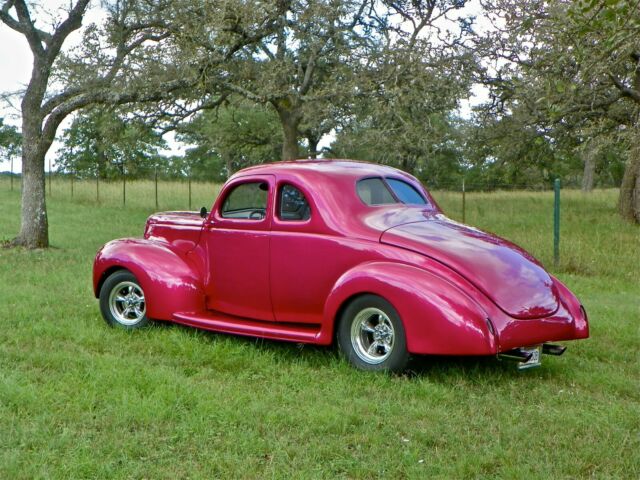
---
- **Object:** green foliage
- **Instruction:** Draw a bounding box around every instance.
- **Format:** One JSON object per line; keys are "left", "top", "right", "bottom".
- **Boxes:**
{"left": 331, "top": 113, "right": 466, "bottom": 187}
{"left": 0, "top": 118, "right": 21, "bottom": 162}
{"left": 176, "top": 102, "right": 282, "bottom": 181}
{"left": 56, "top": 109, "right": 166, "bottom": 180}
{"left": 0, "top": 181, "right": 638, "bottom": 477}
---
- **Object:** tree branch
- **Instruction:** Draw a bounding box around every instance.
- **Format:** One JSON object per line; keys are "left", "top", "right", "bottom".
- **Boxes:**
{"left": 9, "top": 0, "right": 47, "bottom": 55}
{"left": 609, "top": 74, "right": 640, "bottom": 104}
{"left": 46, "top": 0, "right": 91, "bottom": 62}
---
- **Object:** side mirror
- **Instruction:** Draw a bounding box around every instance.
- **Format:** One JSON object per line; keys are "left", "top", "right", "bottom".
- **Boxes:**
{"left": 200, "top": 206, "right": 208, "bottom": 219}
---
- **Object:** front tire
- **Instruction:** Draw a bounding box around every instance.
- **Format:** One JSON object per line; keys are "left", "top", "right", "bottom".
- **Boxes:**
{"left": 337, "top": 294, "right": 409, "bottom": 372}
{"left": 99, "top": 270, "right": 149, "bottom": 329}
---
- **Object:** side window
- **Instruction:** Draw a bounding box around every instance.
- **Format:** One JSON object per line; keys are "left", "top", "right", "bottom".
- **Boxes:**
{"left": 356, "top": 178, "right": 396, "bottom": 205}
{"left": 386, "top": 178, "right": 427, "bottom": 205}
{"left": 221, "top": 181, "right": 268, "bottom": 220}
{"left": 279, "top": 184, "right": 311, "bottom": 221}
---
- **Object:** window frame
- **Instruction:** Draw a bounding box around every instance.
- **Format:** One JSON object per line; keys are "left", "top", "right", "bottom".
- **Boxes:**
{"left": 220, "top": 180, "right": 270, "bottom": 220}
{"left": 277, "top": 183, "right": 312, "bottom": 222}
{"left": 355, "top": 176, "right": 429, "bottom": 207}
{"left": 210, "top": 175, "right": 274, "bottom": 230}
{"left": 385, "top": 177, "right": 428, "bottom": 205}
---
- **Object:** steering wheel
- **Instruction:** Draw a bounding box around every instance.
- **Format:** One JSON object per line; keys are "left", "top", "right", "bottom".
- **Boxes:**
{"left": 249, "top": 209, "right": 265, "bottom": 220}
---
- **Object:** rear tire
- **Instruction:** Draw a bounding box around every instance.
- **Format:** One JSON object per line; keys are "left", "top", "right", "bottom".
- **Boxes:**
{"left": 337, "top": 294, "right": 409, "bottom": 372}
{"left": 99, "top": 270, "right": 149, "bottom": 329}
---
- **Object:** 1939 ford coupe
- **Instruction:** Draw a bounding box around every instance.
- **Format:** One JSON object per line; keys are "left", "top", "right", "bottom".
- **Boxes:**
{"left": 93, "top": 160, "right": 589, "bottom": 371}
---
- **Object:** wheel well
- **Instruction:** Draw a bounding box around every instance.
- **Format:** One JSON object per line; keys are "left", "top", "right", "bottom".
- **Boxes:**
{"left": 95, "top": 267, "right": 128, "bottom": 298}
{"left": 332, "top": 292, "right": 381, "bottom": 341}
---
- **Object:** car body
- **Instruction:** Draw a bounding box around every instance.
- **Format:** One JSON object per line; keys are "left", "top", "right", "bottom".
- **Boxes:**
{"left": 93, "top": 159, "right": 589, "bottom": 371}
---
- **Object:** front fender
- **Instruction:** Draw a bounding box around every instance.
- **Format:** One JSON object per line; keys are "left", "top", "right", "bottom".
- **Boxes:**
{"left": 323, "top": 261, "right": 496, "bottom": 355}
{"left": 93, "top": 239, "right": 205, "bottom": 320}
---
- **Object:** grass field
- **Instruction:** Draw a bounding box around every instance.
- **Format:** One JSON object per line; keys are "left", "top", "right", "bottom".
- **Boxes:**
{"left": 0, "top": 179, "right": 638, "bottom": 478}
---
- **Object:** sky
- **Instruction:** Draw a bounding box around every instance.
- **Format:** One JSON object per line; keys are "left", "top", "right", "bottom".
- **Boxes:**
{"left": 0, "top": 1, "right": 489, "bottom": 174}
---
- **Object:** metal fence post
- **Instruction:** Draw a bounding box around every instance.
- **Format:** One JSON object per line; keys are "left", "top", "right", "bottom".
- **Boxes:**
{"left": 123, "top": 165, "right": 126, "bottom": 206}
{"left": 462, "top": 177, "right": 466, "bottom": 224}
{"left": 155, "top": 166, "right": 158, "bottom": 209}
{"left": 10, "top": 157, "right": 13, "bottom": 191}
{"left": 48, "top": 158, "right": 52, "bottom": 197}
{"left": 96, "top": 164, "right": 100, "bottom": 203}
{"left": 553, "top": 178, "right": 560, "bottom": 266}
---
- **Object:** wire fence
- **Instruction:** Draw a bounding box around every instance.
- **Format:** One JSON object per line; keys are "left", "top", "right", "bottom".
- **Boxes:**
{"left": 2, "top": 171, "right": 629, "bottom": 268}
{"left": 2, "top": 172, "right": 224, "bottom": 212}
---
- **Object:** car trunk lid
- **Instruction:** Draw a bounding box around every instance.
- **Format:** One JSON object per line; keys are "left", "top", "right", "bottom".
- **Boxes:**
{"left": 380, "top": 217, "right": 559, "bottom": 319}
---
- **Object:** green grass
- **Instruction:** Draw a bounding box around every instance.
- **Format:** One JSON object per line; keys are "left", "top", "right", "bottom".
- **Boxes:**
{"left": 0, "top": 179, "right": 638, "bottom": 479}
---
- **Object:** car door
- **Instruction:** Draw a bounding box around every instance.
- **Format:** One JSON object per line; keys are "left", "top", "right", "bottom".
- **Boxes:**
{"left": 203, "top": 175, "right": 275, "bottom": 321}
{"left": 270, "top": 181, "right": 374, "bottom": 325}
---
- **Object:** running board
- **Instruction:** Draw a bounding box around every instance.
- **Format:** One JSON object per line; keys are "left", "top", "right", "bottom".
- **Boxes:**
{"left": 172, "top": 311, "right": 322, "bottom": 343}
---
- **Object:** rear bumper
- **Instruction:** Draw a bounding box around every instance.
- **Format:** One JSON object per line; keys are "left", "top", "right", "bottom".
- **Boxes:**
{"left": 492, "top": 300, "right": 588, "bottom": 353}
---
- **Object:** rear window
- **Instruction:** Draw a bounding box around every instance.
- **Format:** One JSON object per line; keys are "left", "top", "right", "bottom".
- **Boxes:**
{"left": 356, "top": 178, "right": 396, "bottom": 205}
{"left": 386, "top": 178, "right": 426, "bottom": 204}
{"left": 357, "top": 177, "right": 427, "bottom": 206}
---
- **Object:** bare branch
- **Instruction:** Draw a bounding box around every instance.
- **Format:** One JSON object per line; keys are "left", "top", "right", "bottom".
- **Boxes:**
{"left": 9, "top": 0, "right": 47, "bottom": 55}
{"left": 46, "top": 0, "right": 91, "bottom": 61}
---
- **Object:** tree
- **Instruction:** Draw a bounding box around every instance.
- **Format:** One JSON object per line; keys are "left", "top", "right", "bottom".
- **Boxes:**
{"left": 0, "top": 117, "right": 21, "bottom": 164}
{"left": 56, "top": 108, "right": 166, "bottom": 179}
{"left": 213, "top": 0, "right": 474, "bottom": 161}
{"left": 0, "top": 0, "right": 279, "bottom": 248}
{"left": 330, "top": 1, "right": 476, "bottom": 184}
{"left": 478, "top": 0, "right": 640, "bottom": 221}
{"left": 177, "top": 100, "right": 282, "bottom": 180}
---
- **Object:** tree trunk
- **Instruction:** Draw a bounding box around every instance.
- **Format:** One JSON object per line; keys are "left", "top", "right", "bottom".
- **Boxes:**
{"left": 581, "top": 144, "right": 596, "bottom": 192}
{"left": 274, "top": 104, "right": 302, "bottom": 160}
{"left": 307, "top": 134, "right": 319, "bottom": 159}
{"left": 12, "top": 125, "right": 49, "bottom": 248}
{"left": 618, "top": 137, "right": 640, "bottom": 223}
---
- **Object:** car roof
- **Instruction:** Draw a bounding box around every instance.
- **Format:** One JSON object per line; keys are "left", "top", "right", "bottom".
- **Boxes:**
{"left": 235, "top": 159, "right": 414, "bottom": 181}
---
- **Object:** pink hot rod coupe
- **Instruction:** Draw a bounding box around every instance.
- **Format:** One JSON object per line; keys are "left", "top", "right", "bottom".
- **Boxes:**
{"left": 93, "top": 160, "right": 589, "bottom": 371}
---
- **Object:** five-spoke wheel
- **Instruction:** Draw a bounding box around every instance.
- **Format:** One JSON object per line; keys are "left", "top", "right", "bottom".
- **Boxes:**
{"left": 99, "top": 270, "right": 149, "bottom": 329}
{"left": 337, "top": 294, "right": 409, "bottom": 372}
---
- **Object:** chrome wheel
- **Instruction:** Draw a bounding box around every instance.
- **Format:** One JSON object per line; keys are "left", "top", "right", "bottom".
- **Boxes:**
{"left": 108, "top": 281, "right": 146, "bottom": 326}
{"left": 350, "top": 307, "right": 395, "bottom": 364}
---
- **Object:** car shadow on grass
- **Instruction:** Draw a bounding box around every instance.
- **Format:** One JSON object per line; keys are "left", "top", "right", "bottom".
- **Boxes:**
{"left": 157, "top": 321, "right": 563, "bottom": 382}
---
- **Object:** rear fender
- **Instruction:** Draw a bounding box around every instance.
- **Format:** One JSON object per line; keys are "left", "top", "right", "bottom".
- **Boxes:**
{"left": 551, "top": 275, "right": 589, "bottom": 338}
{"left": 323, "top": 262, "right": 496, "bottom": 355}
{"left": 93, "top": 239, "right": 205, "bottom": 320}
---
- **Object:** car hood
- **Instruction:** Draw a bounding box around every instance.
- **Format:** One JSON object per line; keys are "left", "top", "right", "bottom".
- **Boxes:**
{"left": 380, "top": 216, "right": 559, "bottom": 319}
{"left": 146, "top": 211, "right": 204, "bottom": 227}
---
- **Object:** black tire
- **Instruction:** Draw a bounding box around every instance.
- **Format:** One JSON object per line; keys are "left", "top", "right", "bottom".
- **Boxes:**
{"left": 99, "top": 270, "right": 149, "bottom": 329}
{"left": 337, "top": 294, "right": 409, "bottom": 372}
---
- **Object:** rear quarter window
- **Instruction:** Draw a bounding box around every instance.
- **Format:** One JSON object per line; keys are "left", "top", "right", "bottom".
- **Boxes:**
{"left": 386, "top": 178, "right": 426, "bottom": 204}
{"left": 356, "top": 178, "right": 396, "bottom": 205}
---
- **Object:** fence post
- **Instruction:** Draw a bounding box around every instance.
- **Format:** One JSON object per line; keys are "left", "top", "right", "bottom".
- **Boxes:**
{"left": 48, "top": 158, "right": 52, "bottom": 197}
{"left": 10, "top": 157, "right": 13, "bottom": 191}
{"left": 71, "top": 171, "right": 74, "bottom": 198}
{"left": 96, "top": 164, "right": 100, "bottom": 203}
{"left": 462, "top": 177, "right": 466, "bottom": 224}
{"left": 155, "top": 166, "right": 159, "bottom": 209}
{"left": 553, "top": 178, "right": 560, "bottom": 266}
{"left": 123, "top": 165, "right": 126, "bottom": 206}
{"left": 188, "top": 175, "right": 192, "bottom": 210}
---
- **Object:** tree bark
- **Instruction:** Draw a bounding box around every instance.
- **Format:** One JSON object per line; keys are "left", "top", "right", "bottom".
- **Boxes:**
{"left": 274, "top": 103, "right": 302, "bottom": 160}
{"left": 12, "top": 53, "right": 52, "bottom": 248}
{"left": 618, "top": 132, "right": 640, "bottom": 223}
{"left": 14, "top": 128, "right": 48, "bottom": 248}
{"left": 581, "top": 142, "right": 596, "bottom": 192}
{"left": 306, "top": 133, "right": 319, "bottom": 159}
